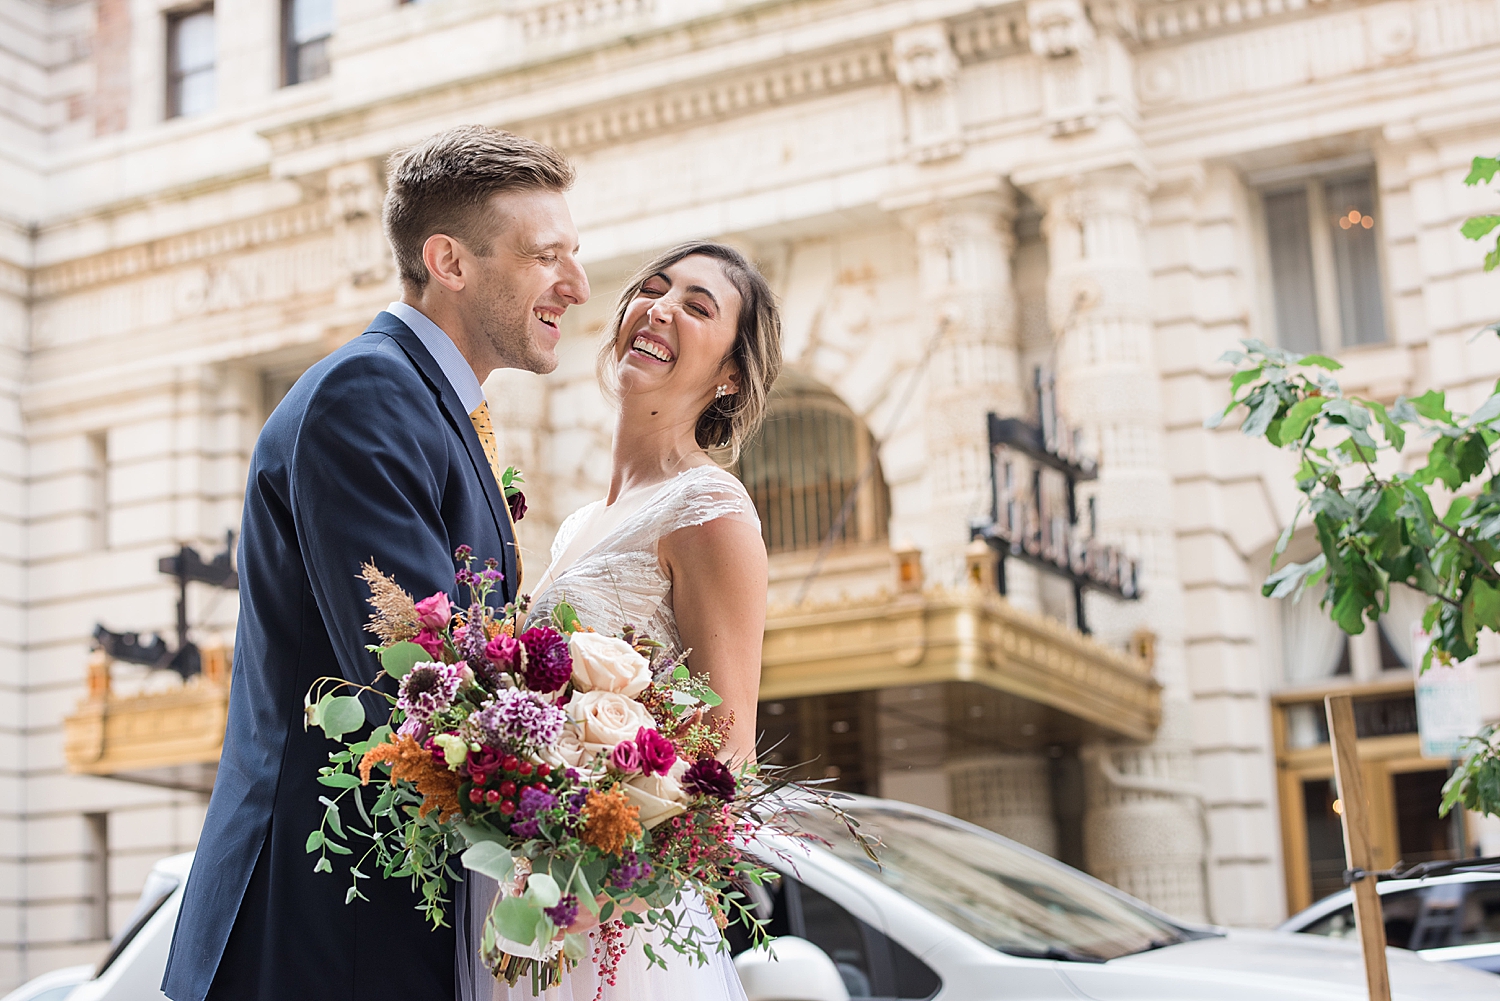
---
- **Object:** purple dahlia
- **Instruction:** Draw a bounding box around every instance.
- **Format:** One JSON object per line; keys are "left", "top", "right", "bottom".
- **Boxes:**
{"left": 518, "top": 627, "right": 571, "bottom": 692}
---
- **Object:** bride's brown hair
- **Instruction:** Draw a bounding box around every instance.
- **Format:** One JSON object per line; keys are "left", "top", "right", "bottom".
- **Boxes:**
{"left": 599, "top": 242, "right": 782, "bottom": 463}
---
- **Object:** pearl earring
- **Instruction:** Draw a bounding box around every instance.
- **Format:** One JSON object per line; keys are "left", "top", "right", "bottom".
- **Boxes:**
{"left": 715, "top": 384, "right": 730, "bottom": 399}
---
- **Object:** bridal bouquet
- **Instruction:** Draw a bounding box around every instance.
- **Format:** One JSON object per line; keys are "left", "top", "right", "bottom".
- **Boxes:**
{"left": 303, "top": 545, "right": 816, "bottom": 993}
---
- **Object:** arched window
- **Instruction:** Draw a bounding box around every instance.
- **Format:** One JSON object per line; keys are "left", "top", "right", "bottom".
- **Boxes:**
{"left": 736, "top": 386, "right": 889, "bottom": 554}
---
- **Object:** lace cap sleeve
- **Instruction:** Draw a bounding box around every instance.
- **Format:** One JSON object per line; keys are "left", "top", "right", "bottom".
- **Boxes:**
{"left": 551, "top": 502, "right": 600, "bottom": 564}
{"left": 649, "top": 466, "right": 760, "bottom": 541}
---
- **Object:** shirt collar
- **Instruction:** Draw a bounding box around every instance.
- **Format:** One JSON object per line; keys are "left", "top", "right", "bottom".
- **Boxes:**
{"left": 385, "top": 301, "right": 486, "bottom": 414}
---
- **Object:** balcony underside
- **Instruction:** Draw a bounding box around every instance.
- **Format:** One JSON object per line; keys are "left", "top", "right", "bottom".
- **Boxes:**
{"left": 761, "top": 587, "right": 1161, "bottom": 744}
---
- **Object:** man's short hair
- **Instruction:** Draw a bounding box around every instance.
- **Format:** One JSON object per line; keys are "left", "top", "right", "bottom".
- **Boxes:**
{"left": 382, "top": 126, "right": 575, "bottom": 292}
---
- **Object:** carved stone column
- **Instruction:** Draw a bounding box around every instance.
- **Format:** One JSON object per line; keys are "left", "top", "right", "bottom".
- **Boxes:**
{"left": 947, "top": 754, "right": 1058, "bottom": 856}
{"left": 899, "top": 189, "right": 1024, "bottom": 587}
{"left": 1036, "top": 167, "right": 1207, "bottom": 921}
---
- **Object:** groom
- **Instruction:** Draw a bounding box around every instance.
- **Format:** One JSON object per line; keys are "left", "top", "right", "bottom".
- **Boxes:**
{"left": 162, "top": 126, "right": 589, "bottom": 1001}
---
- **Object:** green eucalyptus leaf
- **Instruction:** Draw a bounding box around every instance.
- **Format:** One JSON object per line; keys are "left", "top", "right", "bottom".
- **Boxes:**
{"left": 318, "top": 771, "right": 361, "bottom": 789}
{"left": 524, "top": 872, "right": 562, "bottom": 908}
{"left": 461, "top": 841, "right": 515, "bottom": 882}
{"left": 492, "top": 896, "right": 543, "bottom": 945}
{"left": 381, "top": 641, "right": 429, "bottom": 680}
{"left": 314, "top": 856, "right": 333, "bottom": 874}
{"left": 306, "top": 829, "right": 325, "bottom": 853}
{"left": 563, "top": 932, "right": 588, "bottom": 962}
{"left": 321, "top": 696, "right": 367, "bottom": 741}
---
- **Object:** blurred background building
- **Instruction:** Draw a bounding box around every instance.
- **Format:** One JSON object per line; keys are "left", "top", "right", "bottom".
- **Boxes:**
{"left": 4, "top": 0, "right": 1500, "bottom": 988}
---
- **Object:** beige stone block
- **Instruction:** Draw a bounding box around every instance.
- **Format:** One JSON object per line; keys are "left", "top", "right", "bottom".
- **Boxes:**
{"left": 1175, "top": 534, "right": 1249, "bottom": 589}
{"left": 1187, "top": 636, "right": 1273, "bottom": 695}
{"left": 1183, "top": 585, "right": 1261, "bottom": 646}
{"left": 1190, "top": 693, "right": 1265, "bottom": 751}
{"left": 1209, "top": 858, "right": 1286, "bottom": 927}
{"left": 1195, "top": 748, "right": 1276, "bottom": 806}
{"left": 101, "top": 501, "right": 174, "bottom": 550}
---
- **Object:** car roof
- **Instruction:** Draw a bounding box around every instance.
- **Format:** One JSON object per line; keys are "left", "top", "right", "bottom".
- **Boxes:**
{"left": 1280, "top": 869, "right": 1500, "bottom": 929}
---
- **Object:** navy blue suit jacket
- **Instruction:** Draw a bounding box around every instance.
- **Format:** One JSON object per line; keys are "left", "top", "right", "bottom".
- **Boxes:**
{"left": 162, "top": 314, "right": 516, "bottom": 1001}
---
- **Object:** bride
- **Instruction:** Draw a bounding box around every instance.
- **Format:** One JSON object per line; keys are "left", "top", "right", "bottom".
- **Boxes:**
{"left": 457, "top": 241, "right": 783, "bottom": 1001}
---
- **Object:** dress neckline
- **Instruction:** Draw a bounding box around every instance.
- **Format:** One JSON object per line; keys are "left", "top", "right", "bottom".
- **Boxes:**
{"left": 537, "top": 466, "right": 728, "bottom": 594}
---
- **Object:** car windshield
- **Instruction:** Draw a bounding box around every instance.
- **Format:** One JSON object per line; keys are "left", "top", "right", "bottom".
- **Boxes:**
{"left": 794, "top": 805, "right": 1196, "bottom": 962}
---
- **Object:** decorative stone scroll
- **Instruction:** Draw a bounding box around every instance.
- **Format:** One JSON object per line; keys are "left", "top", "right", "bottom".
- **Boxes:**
{"left": 328, "top": 160, "right": 391, "bottom": 289}
{"left": 1027, "top": 0, "right": 1100, "bottom": 134}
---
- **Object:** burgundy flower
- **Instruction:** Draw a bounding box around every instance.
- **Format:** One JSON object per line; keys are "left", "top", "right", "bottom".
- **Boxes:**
{"left": 485, "top": 633, "right": 523, "bottom": 670}
{"left": 635, "top": 727, "right": 677, "bottom": 777}
{"left": 518, "top": 627, "right": 572, "bottom": 692}
{"left": 683, "top": 757, "right": 736, "bottom": 801}
{"left": 412, "top": 627, "right": 446, "bottom": 660}
{"left": 508, "top": 490, "right": 528, "bottom": 523}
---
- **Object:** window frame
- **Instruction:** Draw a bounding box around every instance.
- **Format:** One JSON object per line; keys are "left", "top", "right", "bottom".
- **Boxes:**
{"left": 1254, "top": 158, "right": 1393, "bottom": 355}
{"left": 164, "top": 3, "right": 216, "bottom": 120}
{"left": 281, "top": 0, "right": 334, "bottom": 87}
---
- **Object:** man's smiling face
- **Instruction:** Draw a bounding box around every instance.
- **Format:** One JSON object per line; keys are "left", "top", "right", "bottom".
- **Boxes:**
{"left": 464, "top": 187, "right": 590, "bottom": 375}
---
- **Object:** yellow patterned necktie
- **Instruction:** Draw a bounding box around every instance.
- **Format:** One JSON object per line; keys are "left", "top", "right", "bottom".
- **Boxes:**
{"left": 468, "top": 401, "right": 523, "bottom": 590}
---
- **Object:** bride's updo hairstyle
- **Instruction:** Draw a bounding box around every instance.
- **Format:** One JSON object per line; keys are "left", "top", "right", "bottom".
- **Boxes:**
{"left": 600, "top": 242, "right": 782, "bottom": 463}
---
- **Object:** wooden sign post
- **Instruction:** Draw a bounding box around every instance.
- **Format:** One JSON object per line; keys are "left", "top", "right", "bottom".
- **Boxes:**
{"left": 1325, "top": 694, "right": 1391, "bottom": 1001}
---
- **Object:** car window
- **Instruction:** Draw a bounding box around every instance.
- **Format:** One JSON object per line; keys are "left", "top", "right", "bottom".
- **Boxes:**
{"left": 792, "top": 805, "right": 1195, "bottom": 962}
{"left": 26, "top": 989, "right": 79, "bottom": 1001}
{"left": 1301, "top": 882, "right": 1500, "bottom": 951}
{"left": 727, "top": 872, "right": 941, "bottom": 1000}
{"left": 94, "top": 869, "right": 179, "bottom": 976}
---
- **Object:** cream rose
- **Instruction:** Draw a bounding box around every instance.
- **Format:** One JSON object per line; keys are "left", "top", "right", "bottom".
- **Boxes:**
{"left": 569, "top": 632, "right": 652, "bottom": 697}
{"left": 569, "top": 690, "right": 656, "bottom": 754}
{"left": 536, "top": 720, "right": 587, "bottom": 771}
{"left": 625, "top": 760, "right": 689, "bottom": 829}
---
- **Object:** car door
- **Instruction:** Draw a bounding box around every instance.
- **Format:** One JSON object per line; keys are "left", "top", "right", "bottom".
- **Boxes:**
{"left": 727, "top": 871, "right": 944, "bottom": 1000}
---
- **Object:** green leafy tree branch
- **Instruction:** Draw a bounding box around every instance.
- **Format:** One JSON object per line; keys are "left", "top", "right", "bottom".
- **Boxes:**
{"left": 1463, "top": 155, "right": 1500, "bottom": 271}
{"left": 1211, "top": 340, "right": 1500, "bottom": 816}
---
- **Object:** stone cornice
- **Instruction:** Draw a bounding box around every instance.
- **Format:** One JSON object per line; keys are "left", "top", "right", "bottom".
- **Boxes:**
{"left": 30, "top": 201, "right": 334, "bottom": 301}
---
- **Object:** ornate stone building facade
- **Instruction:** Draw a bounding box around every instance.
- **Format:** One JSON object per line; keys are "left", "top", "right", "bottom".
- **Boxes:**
{"left": 5, "top": 0, "right": 1500, "bottom": 988}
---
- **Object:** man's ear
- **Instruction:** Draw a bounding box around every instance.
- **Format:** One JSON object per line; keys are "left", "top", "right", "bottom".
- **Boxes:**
{"left": 422, "top": 233, "right": 467, "bottom": 293}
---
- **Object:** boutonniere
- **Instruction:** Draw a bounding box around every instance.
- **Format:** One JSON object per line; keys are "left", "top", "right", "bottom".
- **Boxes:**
{"left": 501, "top": 466, "right": 527, "bottom": 522}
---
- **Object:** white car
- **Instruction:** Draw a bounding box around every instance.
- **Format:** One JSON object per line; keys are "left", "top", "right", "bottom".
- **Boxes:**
{"left": 1277, "top": 862, "right": 1500, "bottom": 974}
{"left": 733, "top": 797, "right": 1500, "bottom": 1000}
{"left": 9, "top": 801, "right": 1499, "bottom": 1000}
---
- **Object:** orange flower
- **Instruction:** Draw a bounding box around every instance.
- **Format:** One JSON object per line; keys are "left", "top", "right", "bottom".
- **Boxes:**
{"left": 359, "top": 735, "right": 461, "bottom": 821}
{"left": 580, "top": 785, "right": 642, "bottom": 855}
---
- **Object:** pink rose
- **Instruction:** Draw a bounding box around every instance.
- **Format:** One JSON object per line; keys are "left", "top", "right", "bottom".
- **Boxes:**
{"left": 485, "top": 634, "right": 523, "bottom": 670}
{"left": 635, "top": 727, "right": 677, "bottom": 777}
{"left": 415, "top": 592, "right": 452, "bottom": 629}
{"left": 610, "top": 740, "right": 642, "bottom": 774}
{"left": 412, "top": 627, "right": 446, "bottom": 659}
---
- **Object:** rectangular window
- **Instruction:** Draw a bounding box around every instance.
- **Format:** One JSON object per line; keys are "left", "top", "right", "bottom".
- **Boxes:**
{"left": 283, "top": 0, "right": 334, "bottom": 86}
{"left": 87, "top": 431, "right": 109, "bottom": 550}
{"left": 1262, "top": 168, "right": 1388, "bottom": 352}
{"left": 85, "top": 812, "right": 110, "bottom": 940}
{"left": 167, "top": 5, "right": 216, "bottom": 119}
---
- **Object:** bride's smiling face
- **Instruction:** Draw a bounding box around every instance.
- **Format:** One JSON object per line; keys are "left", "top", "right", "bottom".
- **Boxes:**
{"left": 613, "top": 255, "right": 742, "bottom": 408}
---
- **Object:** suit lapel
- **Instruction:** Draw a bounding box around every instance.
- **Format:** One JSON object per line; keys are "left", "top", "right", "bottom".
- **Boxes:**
{"left": 368, "top": 313, "right": 518, "bottom": 599}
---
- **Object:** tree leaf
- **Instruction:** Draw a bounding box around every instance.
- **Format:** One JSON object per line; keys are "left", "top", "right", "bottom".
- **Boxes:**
{"left": 1472, "top": 579, "right": 1500, "bottom": 633}
{"left": 1241, "top": 390, "right": 1281, "bottom": 438}
{"left": 1279, "top": 397, "right": 1328, "bottom": 444}
{"left": 1298, "top": 354, "right": 1343, "bottom": 371}
{"left": 1465, "top": 156, "right": 1500, "bottom": 186}
{"left": 461, "top": 841, "right": 516, "bottom": 882}
{"left": 1229, "top": 365, "right": 1263, "bottom": 395}
{"left": 1462, "top": 215, "right": 1500, "bottom": 241}
{"left": 321, "top": 696, "right": 367, "bottom": 742}
{"left": 1411, "top": 389, "right": 1453, "bottom": 422}
{"left": 1263, "top": 554, "right": 1327, "bottom": 601}
{"left": 1472, "top": 394, "right": 1500, "bottom": 426}
{"left": 380, "top": 641, "right": 429, "bottom": 680}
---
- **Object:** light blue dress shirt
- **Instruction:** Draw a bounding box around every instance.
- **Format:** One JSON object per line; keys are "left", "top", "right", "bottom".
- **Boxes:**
{"left": 385, "top": 300, "right": 485, "bottom": 415}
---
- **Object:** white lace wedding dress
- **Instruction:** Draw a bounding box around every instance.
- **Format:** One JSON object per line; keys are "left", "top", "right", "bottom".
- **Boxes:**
{"left": 457, "top": 465, "right": 757, "bottom": 1001}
